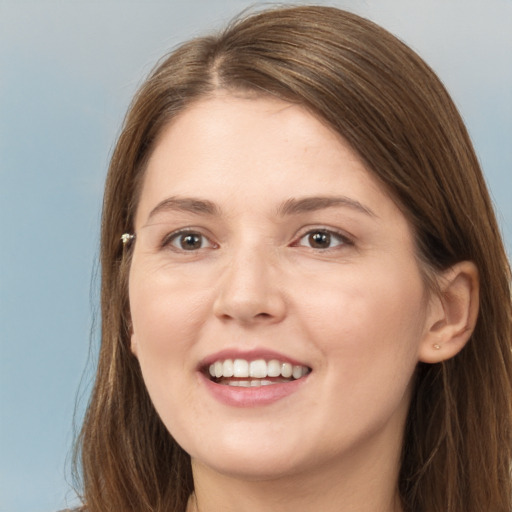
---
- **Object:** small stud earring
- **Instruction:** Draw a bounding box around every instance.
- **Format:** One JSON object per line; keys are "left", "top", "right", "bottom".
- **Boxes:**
{"left": 433, "top": 344, "right": 441, "bottom": 350}
{"left": 121, "top": 233, "right": 135, "bottom": 244}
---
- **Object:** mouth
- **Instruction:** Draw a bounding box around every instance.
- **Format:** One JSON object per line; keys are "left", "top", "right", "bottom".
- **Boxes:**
{"left": 205, "top": 358, "right": 312, "bottom": 387}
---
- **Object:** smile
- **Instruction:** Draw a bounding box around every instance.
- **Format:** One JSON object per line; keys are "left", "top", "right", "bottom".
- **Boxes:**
{"left": 208, "top": 358, "right": 311, "bottom": 386}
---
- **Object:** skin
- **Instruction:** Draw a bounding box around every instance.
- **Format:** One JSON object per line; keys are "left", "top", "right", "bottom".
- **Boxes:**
{"left": 128, "top": 94, "right": 477, "bottom": 512}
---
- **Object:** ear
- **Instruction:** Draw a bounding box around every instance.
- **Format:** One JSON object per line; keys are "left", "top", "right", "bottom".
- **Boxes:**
{"left": 419, "top": 261, "right": 479, "bottom": 364}
{"left": 129, "top": 322, "right": 138, "bottom": 358}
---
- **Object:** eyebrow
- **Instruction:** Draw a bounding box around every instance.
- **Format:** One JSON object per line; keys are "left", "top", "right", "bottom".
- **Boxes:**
{"left": 147, "top": 196, "right": 221, "bottom": 221}
{"left": 277, "top": 196, "right": 377, "bottom": 218}
{"left": 146, "top": 194, "right": 376, "bottom": 223}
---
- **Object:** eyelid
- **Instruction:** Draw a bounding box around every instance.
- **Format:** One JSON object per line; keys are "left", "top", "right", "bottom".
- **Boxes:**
{"left": 160, "top": 227, "right": 218, "bottom": 251}
{"left": 291, "top": 226, "right": 354, "bottom": 249}
{"left": 157, "top": 225, "right": 353, "bottom": 252}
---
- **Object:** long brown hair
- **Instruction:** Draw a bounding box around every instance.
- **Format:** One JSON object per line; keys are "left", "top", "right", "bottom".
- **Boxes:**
{"left": 75, "top": 6, "right": 512, "bottom": 511}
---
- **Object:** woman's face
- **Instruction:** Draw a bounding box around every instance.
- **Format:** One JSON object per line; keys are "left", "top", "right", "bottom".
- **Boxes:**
{"left": 129, "top": 94, "right": 434, "bottom": 480}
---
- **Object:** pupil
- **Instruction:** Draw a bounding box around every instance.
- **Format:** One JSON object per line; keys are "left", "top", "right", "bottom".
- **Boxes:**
{"left": 309, "top": 231, "right": 330, "bottom": 248}
{"left": 181, "top": 234, "right": 201, "bottom": 250}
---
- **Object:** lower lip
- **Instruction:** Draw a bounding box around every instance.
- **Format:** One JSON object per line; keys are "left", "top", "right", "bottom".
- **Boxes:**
{"left": 200, "top": 373, "right": 309, "bottom": 407}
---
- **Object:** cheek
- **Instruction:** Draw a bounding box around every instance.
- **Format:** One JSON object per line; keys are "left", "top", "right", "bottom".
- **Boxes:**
{"left": 128, "top": 267, "right": 213, "bottom": 377}
{"left": 128, "top": 273, "right": 205, "bottom": 422}
{"left": 296, "top": 261, "right": 427, "bottom": 375}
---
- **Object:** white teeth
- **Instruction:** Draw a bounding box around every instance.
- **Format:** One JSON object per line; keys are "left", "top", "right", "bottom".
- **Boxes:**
{"left": 223, "top": 359, "right": 234, "bottom": 377}
{"left": 226, "top": 379, "right": 276, "bottom": 387}
{"left": 267, "top": 359, "right": 281, "bottom": 377}
{"left": 292, "top": 365, "right": 303, "bottom": 379}
{"left": 249, "top": 359, "right": 267, "bottom": 378}
{"left": 208, "top": 358, "right": 310, "bottom": 382}
{"left": 281, "top": 362, "right": 293, "bottom": 378}
{"left": 233, "top": 359, "right": 249, "bottom": 378}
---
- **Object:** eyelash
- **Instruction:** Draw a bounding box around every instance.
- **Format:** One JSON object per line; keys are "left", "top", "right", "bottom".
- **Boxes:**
{"left": 293, "top": 228, "right": 353, "bottom": 250}
{"left": 160, "top": 227, "right": 353, "bottom": 253}
{"left": 161, "top": 229, "right": 217, "bottom": 252}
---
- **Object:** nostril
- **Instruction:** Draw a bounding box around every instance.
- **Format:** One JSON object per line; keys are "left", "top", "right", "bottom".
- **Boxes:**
{"left": 212, "top": 266, "right": 287, "bottom": 323}
{"left": 214, "top": 301, "right": 285, "bottom": 324}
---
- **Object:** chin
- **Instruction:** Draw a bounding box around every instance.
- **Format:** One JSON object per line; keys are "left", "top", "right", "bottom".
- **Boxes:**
{"left": 185, "top": 428, "right": 311, "bottom": 481}
{"left": 192, "top": 450, "right": 307, "bottom": 482}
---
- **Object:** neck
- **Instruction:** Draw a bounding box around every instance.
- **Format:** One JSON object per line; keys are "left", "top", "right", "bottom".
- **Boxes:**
{"left": 188, "top": 437, "right": 404, "bottom": 512}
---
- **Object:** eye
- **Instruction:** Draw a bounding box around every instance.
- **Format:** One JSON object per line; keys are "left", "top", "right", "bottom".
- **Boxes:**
{"left": 295, "top": 229, "right": 350, "bottom": 249}
{"left": 163, "top": 230, "right": 215, "bottom": 251}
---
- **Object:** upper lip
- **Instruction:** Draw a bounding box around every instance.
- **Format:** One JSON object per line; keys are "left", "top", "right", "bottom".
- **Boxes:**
{"left": 198, "top": 348, "right": 311, "bottom": 371}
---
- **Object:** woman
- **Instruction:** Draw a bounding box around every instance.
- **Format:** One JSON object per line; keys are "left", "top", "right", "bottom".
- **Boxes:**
{"left": 74, "top": 5, "right": 512, "bottom": 512}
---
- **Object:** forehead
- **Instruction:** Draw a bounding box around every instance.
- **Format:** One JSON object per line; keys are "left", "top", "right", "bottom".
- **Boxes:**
{"left": 135, "top": 94, "right": 399, "bottom": 226}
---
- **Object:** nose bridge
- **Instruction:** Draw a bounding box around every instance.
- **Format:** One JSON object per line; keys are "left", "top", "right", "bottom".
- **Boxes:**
{"left": 213, "top": 238, "right": 286, "bottom": 323}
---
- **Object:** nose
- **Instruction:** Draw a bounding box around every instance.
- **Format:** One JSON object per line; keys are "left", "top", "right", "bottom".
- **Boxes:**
{"left": 213, "top": 246, "right": 287, "bottom": 324}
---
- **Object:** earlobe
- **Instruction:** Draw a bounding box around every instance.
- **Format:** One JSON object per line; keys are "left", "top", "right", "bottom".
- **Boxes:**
{"left": 419, "top": 261, "right": 479, "bottom": 364}
{"left": 130, "top": 322, "right": 138, "bottom": 358}
{"left": 131, "top": 334, "right": 138, "bottom": 357}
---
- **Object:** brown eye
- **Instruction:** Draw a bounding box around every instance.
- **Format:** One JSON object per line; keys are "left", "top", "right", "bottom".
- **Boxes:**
{"left": 297, "top": 229, "right": 347, "bottom": 249}
{"left": 309, "top": 231, "right": 331, "bottom": 248}
{"left": 179, "top": 233, "right": 203, "bottom": 250}
{"left": 167, "top": 231, "right": 212, "bottom": 251}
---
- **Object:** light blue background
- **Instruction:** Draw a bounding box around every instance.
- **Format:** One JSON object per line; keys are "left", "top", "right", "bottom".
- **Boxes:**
{"left": 1, "top": 1, "right": 510, "bottom": 511}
